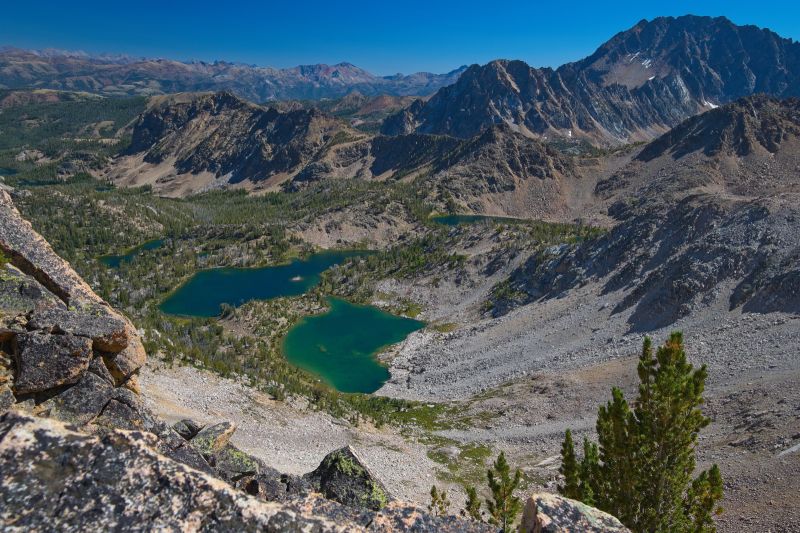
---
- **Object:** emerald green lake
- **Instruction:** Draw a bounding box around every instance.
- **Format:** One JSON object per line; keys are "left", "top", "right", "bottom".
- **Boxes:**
{"left": 100, "top": 239, "right": 164, "bottom": 268}
{"left": 283, "top": 298, "right": 424, "bottom": 393}
{"left": 159, "top": 250, "right": 367, "bottom": 317}
{"left": 431, "top": 214, "right": 525, "bottom": 226}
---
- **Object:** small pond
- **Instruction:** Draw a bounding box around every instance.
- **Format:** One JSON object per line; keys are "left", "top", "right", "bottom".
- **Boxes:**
{"left": 100, "top": 239, "right": 165, "bottom": 268}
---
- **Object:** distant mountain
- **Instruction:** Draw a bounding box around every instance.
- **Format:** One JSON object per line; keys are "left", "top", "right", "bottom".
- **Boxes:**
{"left": 383, "top": 15, "right": 800, "bottom": 145}
{"left": 285, "top": 92, "right": 422, "bottom": 132}
{"left": 106, "top": 91, "right": 579, "bottom": 217}
{"left": 0, "top": 47, "right": 467, "bottom": 101}
{"left": 104, "top": 92, "right": 359, "bottom": 195}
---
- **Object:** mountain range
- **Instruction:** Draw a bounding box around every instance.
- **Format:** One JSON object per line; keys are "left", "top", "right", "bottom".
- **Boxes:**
{"left": 0, "top": 47, "right": 466, "bottom": 101}
{"left": 383, "top": 15, "right": 800, "bottom": 145}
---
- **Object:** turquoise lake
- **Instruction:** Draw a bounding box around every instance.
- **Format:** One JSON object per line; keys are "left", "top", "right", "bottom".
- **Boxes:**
{"left": 282, "top": 298, "right": 424, "bottom": 394}
{"left": 100, "top": 239, "right": 165, "bottom": 268}
{"left": 159, "top": 250, "right": 368, "bottom": 317}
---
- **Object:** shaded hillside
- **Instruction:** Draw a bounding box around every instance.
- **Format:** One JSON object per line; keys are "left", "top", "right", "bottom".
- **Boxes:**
{"left": 598, "top": 95, "right": 800, "bottom": 200}
{"left": 107, "top": 92, "right": 361, "bottom": 195}
{"left": 491, "top": 96, "right": 800, "bottom": 329}
{"left": 383, "top": 16, "right": 800, "bottom": 145}
{"left": 636, "top": 95, "right": 800, "bottom": 160}
{"left": 0, "top": 47, "right": 467, "bottom": 101}
{"left": 421, "top": 124, "right": 581, "bottom": 218}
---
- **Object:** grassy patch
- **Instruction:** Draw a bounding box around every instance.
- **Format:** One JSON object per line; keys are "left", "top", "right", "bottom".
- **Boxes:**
{"left": 430, "top": 322, "right": 458, "bottom": 333}
{"left": 428, "top": 441, "right": 495, "bottom": 488}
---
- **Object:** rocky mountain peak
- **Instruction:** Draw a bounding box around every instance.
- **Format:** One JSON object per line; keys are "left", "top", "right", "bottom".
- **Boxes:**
{"left": 383, "top": 15, "right": 800, "bottom": 145}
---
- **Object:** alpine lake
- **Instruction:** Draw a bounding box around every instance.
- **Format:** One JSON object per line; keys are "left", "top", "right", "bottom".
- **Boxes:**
{"left": 431, "top": 213, "right": 526, "bottom": 226}
{"left": 113, "top": 248, "right": 427, "bottom": 394}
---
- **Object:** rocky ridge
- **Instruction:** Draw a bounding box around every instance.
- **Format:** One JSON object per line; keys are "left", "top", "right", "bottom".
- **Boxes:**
{"left": 109, "top": 92, "right": 582, "bottom": 218}
{"left": 383, "top": 16, "right": 800, "bottom": 145}
{"left": 490, "top": 96, "right": 800, "bottom": 329}
{"left": 104, "top": 91, "right": 361, "bottom": 195}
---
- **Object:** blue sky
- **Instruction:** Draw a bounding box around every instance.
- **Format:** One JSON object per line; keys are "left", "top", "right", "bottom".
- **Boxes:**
{"left": 4, "top": 0, "right": 800, "bottom": 75}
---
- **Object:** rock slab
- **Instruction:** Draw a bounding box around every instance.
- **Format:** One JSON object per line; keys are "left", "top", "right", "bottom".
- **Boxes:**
{"left": 520, "top": 493, "right": 630, "bottom": 533}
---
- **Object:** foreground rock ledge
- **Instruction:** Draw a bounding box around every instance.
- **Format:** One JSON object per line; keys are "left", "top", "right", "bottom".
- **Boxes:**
{"left": 0, "top": 412, "right": 497, "bottom": 532}
{"left": 0, "top": 412, "right": 360, "bottom": 532}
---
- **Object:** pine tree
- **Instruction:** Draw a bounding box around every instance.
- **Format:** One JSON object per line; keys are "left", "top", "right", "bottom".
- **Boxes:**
{"left": 428, "top": 485, "right": 450, "bottom": 517}
{"left": 463, "top": 486, "right": 482, "bottom": 522}
{"left": 579, "top": 437, "right": 600, "bottom": 506}
{"left": 560, "top": 333, "right": 724, "bottom": 533}
{"left": 486, "top": 452, "right": 522, "bottom": 532}
{"left": 558, "top": 429, "right": 581, "bottom": 499}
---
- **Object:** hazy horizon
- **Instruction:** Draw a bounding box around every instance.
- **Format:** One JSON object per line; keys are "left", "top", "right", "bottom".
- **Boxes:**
{"left": 5, "top": 0, "right": 800, "bottom": 76}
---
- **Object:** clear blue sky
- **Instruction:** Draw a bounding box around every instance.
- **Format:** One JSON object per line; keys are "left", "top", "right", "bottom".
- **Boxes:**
{"left": 4, "top": 0, "right": 800, "bottom": 75}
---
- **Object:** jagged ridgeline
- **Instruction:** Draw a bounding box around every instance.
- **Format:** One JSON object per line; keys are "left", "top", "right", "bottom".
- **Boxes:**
{"left": 383, "top": 15, "right": 800, "bottom": 145}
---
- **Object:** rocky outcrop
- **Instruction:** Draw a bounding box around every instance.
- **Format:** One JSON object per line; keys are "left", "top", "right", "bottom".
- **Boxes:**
{"left": 0, "top": 410, "right": 496, "bottom": 532}
{"left": 0, "top": 412, "right": 360, "bottom": 532}
{"left": 0, "top": 190, "right": 146, "bottom": 415}
{"left": 383, "top": 16, "right": 800, "bottom": 145}
{"left": 519, "top": 493, "right": 630, "bottom": 532}
{"left": 304, "top": 445, "right": 390, "bottom": 511}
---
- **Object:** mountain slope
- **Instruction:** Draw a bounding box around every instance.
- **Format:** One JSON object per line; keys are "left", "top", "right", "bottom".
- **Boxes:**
{"left": 108, "top": 92, "right": 582, "bottom": 219}
{"left": 105, "top": 92, "right": 362, "bottom": 195}
{"left": 0, "top": 47, "right": 467, "bottom": 101}
{"left": 383, "top": 16, "right": 800, "bottom": 145}
{"left": 492, "top": 95, "right": 800, "bottom": 329}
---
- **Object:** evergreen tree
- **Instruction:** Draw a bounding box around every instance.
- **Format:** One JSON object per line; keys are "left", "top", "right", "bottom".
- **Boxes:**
{"left": 579, "top": 437, "right": 600, "bottom": 505}
{"left": 486, "top": 452, "right": 522, "bottom": 532}
{"left": 685, "top": 464, "right": 724, "bottom": 532}
{"left": 463, "top": 486, "right": 482, "bottom": 522}
{"left": 428, "top": 485, "right": 450, "bottom": 517}
{"left": 558, "top": 429, "right": 581, "bottom": 499}
{"left": 559, "top": 333, "right": 723, "bottom": 532}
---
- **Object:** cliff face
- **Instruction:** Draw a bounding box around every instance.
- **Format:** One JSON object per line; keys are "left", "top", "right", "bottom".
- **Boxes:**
{"left": 382, "top": 16, "right": 800, "bottom": 145}
{"left": 0, "top": 189, "right": 146, "bottom": 417}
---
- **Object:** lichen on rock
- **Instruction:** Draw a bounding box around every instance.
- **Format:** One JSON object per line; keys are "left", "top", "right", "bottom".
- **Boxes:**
{"left": 304, "top": 445, "right": 390, "bottom": 511}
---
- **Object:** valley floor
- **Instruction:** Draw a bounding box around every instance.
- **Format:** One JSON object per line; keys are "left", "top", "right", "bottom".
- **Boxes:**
{"left": 143, "top": 289, "right": 800, "bottom": 532}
